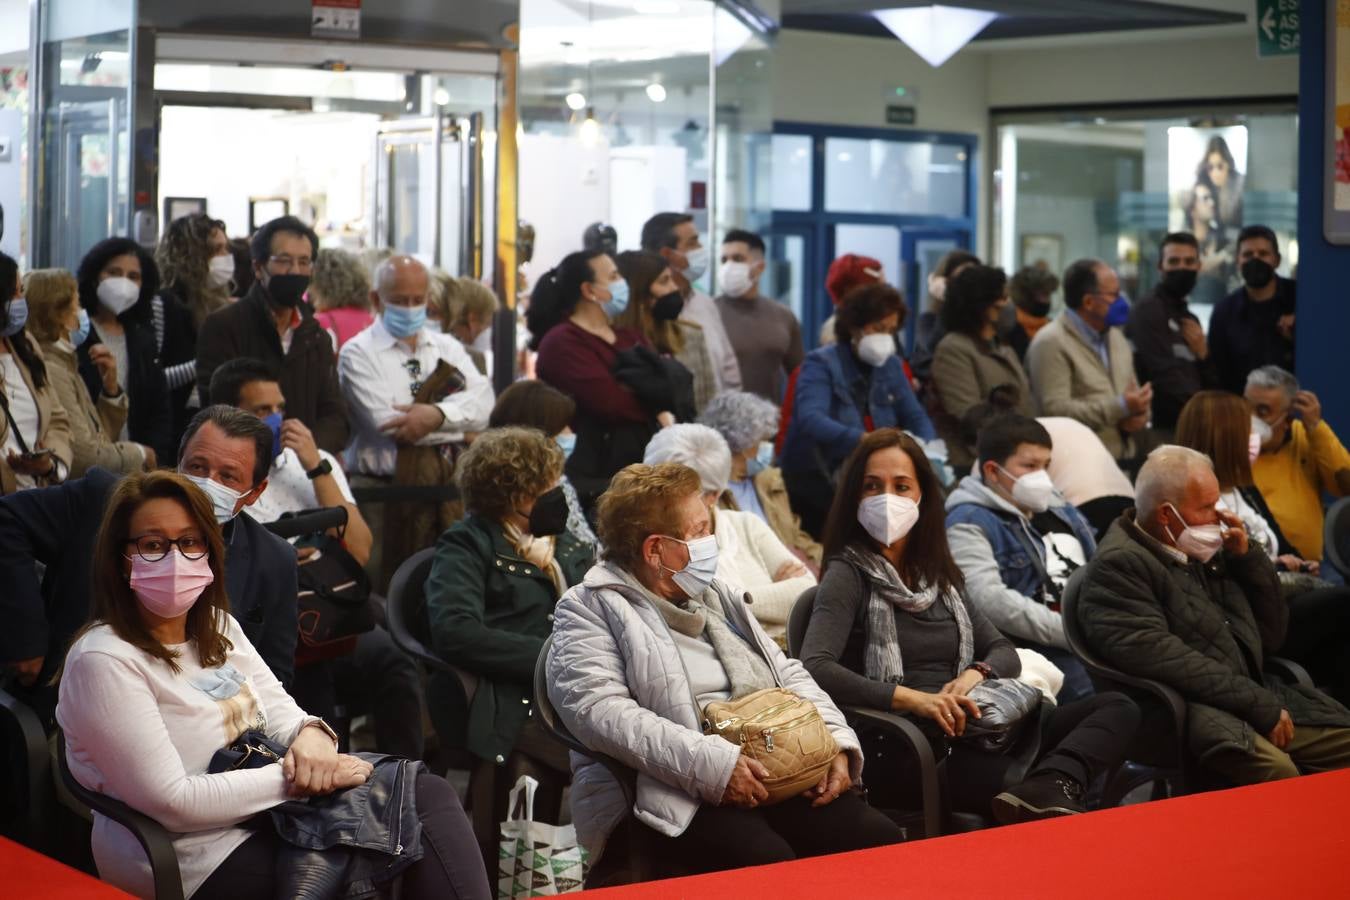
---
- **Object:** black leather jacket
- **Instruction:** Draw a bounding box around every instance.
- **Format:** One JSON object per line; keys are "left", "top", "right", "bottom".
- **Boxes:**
{"left": 271, "top": 754, "right": 425, "bottom": 900}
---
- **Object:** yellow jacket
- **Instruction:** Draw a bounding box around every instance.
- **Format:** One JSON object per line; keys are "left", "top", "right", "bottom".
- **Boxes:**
{"left": 1252, "top": 419, "right": 1350, "bottom": 560}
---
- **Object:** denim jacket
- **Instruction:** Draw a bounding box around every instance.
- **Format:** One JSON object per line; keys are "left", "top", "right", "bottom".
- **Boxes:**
{"left": 781, "top": 343, "right": 935, "bottom": 474}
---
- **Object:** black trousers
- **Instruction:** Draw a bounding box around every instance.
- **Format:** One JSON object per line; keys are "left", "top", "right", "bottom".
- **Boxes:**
{"left": 1282, "top": 586, "right": 1350, "bottom": 705}
{"left": 194, "top": 771, "right": 491, "bottom": 900}
{"left": 291, "top": 625, "right": 425, "bottom": 759}
{"left": 948, "top": 691, "right": 1139, "bottom": 812}
{"left": 599, "top": 791, "right": 902, "bottom": 881}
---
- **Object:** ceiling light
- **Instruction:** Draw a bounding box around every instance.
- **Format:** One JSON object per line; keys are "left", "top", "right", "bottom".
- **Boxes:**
{"left": 433, "top": 87, "right": 450, "bottom": 106}
{"left": 565, "top": 91, "right": 587, "bottom": 111}
{"left": 873, "top": 5, "right": 997, "bottom": 68}
{"left": 645, "top": 83, "right": 667, "bottom": 103}
{"left": 579, "top": 108, "right": 602, "bottom": 147}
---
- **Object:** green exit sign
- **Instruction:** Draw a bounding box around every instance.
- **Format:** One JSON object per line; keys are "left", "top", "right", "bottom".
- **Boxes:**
{"left": 1256, "top": 0, "right": 1299, "bottom": 57}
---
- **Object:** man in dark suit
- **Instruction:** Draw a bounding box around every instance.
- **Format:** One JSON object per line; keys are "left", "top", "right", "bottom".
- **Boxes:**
{"left": 0, "top": 405, "right": 298, "bottom": 722}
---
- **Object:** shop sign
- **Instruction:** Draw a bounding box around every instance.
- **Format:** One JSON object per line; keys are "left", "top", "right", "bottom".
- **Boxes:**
{"left": 312, "top": 0, "right": 361, "bottom": 40}
{"left": 1256, "top": 0, "right": 1299, "bottom": 57}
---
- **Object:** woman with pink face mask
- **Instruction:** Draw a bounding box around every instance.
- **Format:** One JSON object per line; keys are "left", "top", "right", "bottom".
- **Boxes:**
{"left": 56, "top": 471, "right": 491, "bottom": 900}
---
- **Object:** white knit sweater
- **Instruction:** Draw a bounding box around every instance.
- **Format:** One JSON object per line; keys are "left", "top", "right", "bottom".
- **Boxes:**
{"left": 57, "top": 614, "right": 325, "bottom": 899}
{"left": 713, "top": 508, "right": 817, "bottom": 640}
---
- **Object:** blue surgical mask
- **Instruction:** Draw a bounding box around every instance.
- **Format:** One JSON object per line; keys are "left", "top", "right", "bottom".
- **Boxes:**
{"left": 660, "top": 534, "right": 720, "bottom": 600}
{"left": 601, "top": 279, "right": 630, "bottom": 319}
{"left": 556, "top": 433, "right": 576, "bottom": 459}
{"left": 2, "top": 297, "right": 28, "bottom": 338}
{"left": 263, "top": 411, "right": 284, "bottom": 461}
{"left": 69, "top": 307, "right": 91, "bottom": 347}
{"left": 745, "top": 440, "right": 774, "bottom": 478}
{"left": 383, "top": 303, "right": 428, "bottom": 339}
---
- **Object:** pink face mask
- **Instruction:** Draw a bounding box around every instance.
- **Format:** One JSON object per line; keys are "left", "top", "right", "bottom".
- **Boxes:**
{"left": 1248, "top": 431, "right": 1261, "bottom": 464}
{"left": 128, "top": 549, "right": 215, "bottom": 619}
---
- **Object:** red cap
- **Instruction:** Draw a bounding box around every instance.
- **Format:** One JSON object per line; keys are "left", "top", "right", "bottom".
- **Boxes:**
{"left": 825, "top": 254, "right": 884, "bottom": 306}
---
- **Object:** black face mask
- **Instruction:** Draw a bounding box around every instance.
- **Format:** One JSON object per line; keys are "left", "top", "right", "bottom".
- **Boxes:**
{"left": 1160, "top": 268, "right": 1198, "bottom": 299}
{"left": 651, "top": 291, "right": 685, "bottom": 322}
{"left": 265, "top": 274, "right": 310, "bottom": 309}
{"left": 1019, "top": 296, "right": 1052, "bottom": 319}
{"left": 528, "top": 485, "right": 570, "bottom": 537}
{"left": 1240, "top": 259, "right": 1276, "bottom": 290}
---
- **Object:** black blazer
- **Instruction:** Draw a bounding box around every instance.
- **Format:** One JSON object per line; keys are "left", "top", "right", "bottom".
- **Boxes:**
{"left": 0, "top": 467, "right": 300, "bottom": 690}
{"left": 77, "top": 309, "right": 175, "bottom": 464}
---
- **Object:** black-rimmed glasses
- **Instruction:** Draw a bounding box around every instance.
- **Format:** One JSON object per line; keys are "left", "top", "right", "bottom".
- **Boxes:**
{"left": 125, "top": 534, "right": 209, "bottom": 563}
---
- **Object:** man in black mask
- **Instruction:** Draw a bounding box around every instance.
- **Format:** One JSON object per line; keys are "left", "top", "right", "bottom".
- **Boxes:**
{"left": 1125, "top": 231, "right": 1217, "bottom": 435}
{"left": 1207, "top": 224, "right": 1297, "bottom": 394}
{"left": 195, "top": 215, "right": 350, "bottom": 453}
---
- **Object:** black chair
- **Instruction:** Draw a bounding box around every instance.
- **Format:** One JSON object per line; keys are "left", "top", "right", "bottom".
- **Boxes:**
{"left": 1324, "top": 497, "right": 1350, "bottom": 581}
{"left": 0, "top": 685, "right": 51, "bottom": 850}
{"left": 55, "top": 731, "right": 183, "bottom": 900}
{"left": 785, "top": 587, "right": 943, "bottom": 840}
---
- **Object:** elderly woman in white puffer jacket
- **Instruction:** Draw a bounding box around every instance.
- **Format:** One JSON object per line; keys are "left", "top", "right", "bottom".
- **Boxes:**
{"left": 643, "top": 424, "right": 817, "bottom": 645}
{"left": 545, "top": 462, "right": 901, "bottom": 884}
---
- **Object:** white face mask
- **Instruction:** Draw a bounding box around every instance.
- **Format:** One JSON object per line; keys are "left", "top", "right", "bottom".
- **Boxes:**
{"left": 928, "top": 273, "right": 947, "bottom": 302}
{"left": 998, "top": 466, "right": 1057, "bottom": 513}
{"left": 857, "top": 494, "right": 920, "bottom": 547}
{"left": 1248, "top": 430, "right": 1262, "bottom": 464}
{"left": 682, "top": 245, "right": 710, "bottom": 283}
{"left": 97, "top": 277, "right": 141, "bottom": 316}
{"left": 182, "top": 472, "right": 247, "bottom": 524}
{"left": 719, "top": 261, "right": 755, "bottom": 298}
{"left": 660, "top": 533, "right": 720, "bottom": 599}
{"left": 207, "top": 254, "right": 235, "bottom": 289}
{"left": 1163, "top": 502, "right": 1225, "bottom": 563}
{"left": 1251, "top": 414, "right": 1273, "bottom": 448}
{"left": 855, "top": 332, "right": 896, "bottom": 368}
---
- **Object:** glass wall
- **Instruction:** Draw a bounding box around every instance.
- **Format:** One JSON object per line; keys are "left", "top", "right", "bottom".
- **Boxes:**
{"left": 994, "top": 108, "right": 1299, "bottom": 327}
{"left": 0, "top": 1, "right": 30, "bottom": 264}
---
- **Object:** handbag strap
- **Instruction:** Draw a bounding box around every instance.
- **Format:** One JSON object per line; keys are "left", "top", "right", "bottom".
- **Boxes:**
{"left": 0, "top": 387, "right": 32, "bottom": 455}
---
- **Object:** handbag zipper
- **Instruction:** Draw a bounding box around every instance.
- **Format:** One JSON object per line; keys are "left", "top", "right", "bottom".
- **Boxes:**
{"left": 759, "top": 711, "right": 822, "bottom": 753}
{"left": 712, "top": 698, "right": 802, "bottom": 732}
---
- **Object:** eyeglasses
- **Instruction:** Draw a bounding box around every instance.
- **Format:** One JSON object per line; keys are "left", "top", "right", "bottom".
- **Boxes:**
{"left": 402, "top": 357, "right": 424, "bottom": 396}
{"left": 125, "top": 534, "right": 209, "bottom": 563}
{"left": 268, "top": 255, "right": 313, "bottom": 274}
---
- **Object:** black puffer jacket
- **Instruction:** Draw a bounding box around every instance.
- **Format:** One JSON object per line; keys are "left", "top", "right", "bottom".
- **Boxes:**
{"left": 1075, "top": 512, "right": 1350, "bottom": 764}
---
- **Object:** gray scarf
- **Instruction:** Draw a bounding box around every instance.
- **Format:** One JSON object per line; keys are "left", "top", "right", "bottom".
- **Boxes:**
{"left": 620, "top": 570, "right": 776, "bottom": 699}
{"left": 842, "top": 545, "right": 974, "bottom": 684}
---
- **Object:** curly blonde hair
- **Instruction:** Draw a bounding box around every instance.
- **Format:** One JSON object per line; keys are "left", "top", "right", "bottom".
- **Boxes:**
{"left": 596, "top": 463, "right": 702, "bottom": 572}
{"left": 312, "top": 248, "right": 372, "bottom": 312}
{"left": 156, "top": 213, "right": 230, "bottom": 326}
{"left": 22, "top": 268, "right": 79, "bottom": 344}
{"left": 456, "top": 427, "right": 564, "bottom": 520}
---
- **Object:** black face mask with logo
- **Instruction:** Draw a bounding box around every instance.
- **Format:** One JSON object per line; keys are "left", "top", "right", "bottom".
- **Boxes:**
{"left": 528, "top": 485, "right": 570, "bottom": 537}
{"left": 1240, "top": 259, "right": 1276, "bottom": 291}
{"left": 1160, "top": 268, "right": 1198, "bottom": 299}
{"left": 266, "top": 274, "right": 310, "bottom": 309}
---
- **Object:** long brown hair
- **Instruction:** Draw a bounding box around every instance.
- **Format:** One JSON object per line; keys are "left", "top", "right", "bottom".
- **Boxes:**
{"left": 614, "top": 250, "right": 684, "bottom": 355}
{"left": 156, "top": 213, "right": 230, "bottom": 327}
{"left": 820, "top": 428, "right": 964, "bottom": 597}
{"left": 83, "top": 471, "right": 233, "bottom": 672}
{"left": 1175, "top": 390, "right": 1253, "bottom": 490}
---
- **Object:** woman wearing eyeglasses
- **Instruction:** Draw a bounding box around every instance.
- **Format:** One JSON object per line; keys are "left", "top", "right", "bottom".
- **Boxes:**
{"left": 56, "top": 471, "right": 491, "bottom": 900}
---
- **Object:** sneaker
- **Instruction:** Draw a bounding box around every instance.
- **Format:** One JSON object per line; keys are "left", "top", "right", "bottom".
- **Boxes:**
{"left": 992, "top": 773, "right": 1086, "bottom": 825}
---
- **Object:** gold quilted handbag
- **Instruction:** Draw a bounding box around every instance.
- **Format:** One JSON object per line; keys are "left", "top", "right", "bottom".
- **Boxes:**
{"left": 702, "top": 687, "right": 840, "bottom": 804}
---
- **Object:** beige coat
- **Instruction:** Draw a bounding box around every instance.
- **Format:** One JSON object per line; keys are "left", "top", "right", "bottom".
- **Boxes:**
{"left": 931, "top": 330, "right": 1034, "bottom": 467}
{"left": 719, "top": 466, "right": 823, "bottom": 568}
{"left": 0, "top": 335, "right": 73, "bottom": 494}
{"left": 40, "top": 339, "right": 145, "bottom": 477}
{"left": 1026, "top": 314, "right": 1138, "bottom": 461}
{"left": 674, "top": 321, "right": 717, "bottom": 415}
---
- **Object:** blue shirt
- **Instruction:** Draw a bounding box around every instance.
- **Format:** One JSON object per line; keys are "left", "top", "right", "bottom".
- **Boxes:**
{"left": 727, "top": 477, "right": 767, "bottom": 522}
{"left": 1064, "top": 308, "right": 1111, "bottom": 370}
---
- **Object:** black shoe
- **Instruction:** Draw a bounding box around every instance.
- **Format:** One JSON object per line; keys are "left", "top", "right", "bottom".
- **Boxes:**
{"left": 992, "top": 773, "right": 1086, "bottom": 825}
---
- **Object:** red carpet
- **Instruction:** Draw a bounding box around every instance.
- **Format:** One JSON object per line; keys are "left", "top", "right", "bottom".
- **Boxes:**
{"left": 582, "top": 770, "right": 1350, "bottom": 898}
{"left": 0, "top": 836, "right": 130, "bottom": 898}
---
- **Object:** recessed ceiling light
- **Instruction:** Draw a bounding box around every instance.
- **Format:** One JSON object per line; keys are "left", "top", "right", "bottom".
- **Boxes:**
{"left": 646, "top": 83, "right": 667, "bottom": 103}
{"left": 565, "top": 92, "right": 587, "bottom": 111}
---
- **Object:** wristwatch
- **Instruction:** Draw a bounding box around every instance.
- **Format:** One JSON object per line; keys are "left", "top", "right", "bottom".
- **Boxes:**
{"left": 966, "top": 661, "right": 996, "bottom": 681}
{"left": 305, "top": 718, "right": 340, "bottom": 746}
{"left": 306, "top": 459, "right": 333, "bottom": 480}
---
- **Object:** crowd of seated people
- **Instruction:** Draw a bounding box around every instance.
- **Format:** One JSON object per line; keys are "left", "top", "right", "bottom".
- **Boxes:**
{"left": 7, "top": 206, "right": 1350, "bottom": 899}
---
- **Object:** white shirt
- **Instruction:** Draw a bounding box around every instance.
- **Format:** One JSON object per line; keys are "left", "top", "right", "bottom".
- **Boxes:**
{"left": 338, "top": 317, "right": 494, "bottom": 477}
{"left": 1219, "top": 489, "right": 1281, "bottom": 561}
{"left": 56, "top": 615, "right": 325, "bottom": 899}
{"left": 244, "top": 448, "right": 354, "bottom": 525}
{"left": 1, "top": 352, "right": 41, "bottom": 489}
{"left": 681, "top": 290, "right": 742, "bottom": 392}
{"left": 712, "top": 508, "right": 816, "bottom": 641}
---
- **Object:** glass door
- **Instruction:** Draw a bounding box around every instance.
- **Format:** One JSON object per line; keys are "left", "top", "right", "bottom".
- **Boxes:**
{"left": 48, "top": 98, "right": 127, "bottom": 270}
{"left": 374, "top": 116, "right": 469, "bottom": 273}
{"left": 901, "top": 228, "right": 970, "bottom": 353}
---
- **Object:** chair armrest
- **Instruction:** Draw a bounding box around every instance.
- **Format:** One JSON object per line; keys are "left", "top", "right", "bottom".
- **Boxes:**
{"left": 844, "top": 707, "right": 941, "bottom": 840}
{"left": 1079, "top": 663, "right": 1188, "bottom": 769}
{"left": 0, "top": 687, "right": 50, "bottom": 843}
{"left": 1266, "top": 656, "right": 1314, "bottom": 688}
{"left": 56, "top": 734, "right": 183, "bottom": 900}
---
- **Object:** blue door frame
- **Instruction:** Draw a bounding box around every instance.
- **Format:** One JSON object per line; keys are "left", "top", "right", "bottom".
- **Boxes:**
{"left": 766, "top": 122, "right": 978, "bottom": 353}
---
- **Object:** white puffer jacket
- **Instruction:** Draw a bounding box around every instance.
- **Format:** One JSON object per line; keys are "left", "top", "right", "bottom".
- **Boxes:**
{"left": 546, "top": 562, "right": 863, "bottom": 860}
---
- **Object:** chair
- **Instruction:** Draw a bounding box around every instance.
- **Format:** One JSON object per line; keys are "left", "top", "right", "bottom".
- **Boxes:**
{"left": 1324, "top": 497, "right": 1350, "bottom": 581}
{"left": 786, "top": 587, "right": 943, "bottom": 840}
{"left": 0, "top": 685, "right": 51, "bottom": 850}
{"left": 55, "top": 731, "right": 183, "bottom": 900}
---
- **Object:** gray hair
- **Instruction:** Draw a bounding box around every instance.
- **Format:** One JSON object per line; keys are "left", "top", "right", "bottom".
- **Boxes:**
{"left": 1135, "top": 444, "right": 1214, "bottom": 524}
{"left": 373, "top": 254, "right": 428, "bottom": 299}
{"left": 311, "top": 248, "right": 371, "bottom": 311}
{"left": 1245, "top": 365, "right": 1298, "bottom": 401}
{"left": 643, "top": 424, "right": 732, "bottom": 494}
{"left": 697, "top": 391, "right": 780, "bottom": 454}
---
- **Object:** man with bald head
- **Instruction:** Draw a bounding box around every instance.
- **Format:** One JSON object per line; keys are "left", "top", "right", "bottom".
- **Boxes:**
{"left": 196, "top": 216, "right": 350, "bottom": 453}
{"left": 1026, "top": 258, "right": 1152, "bottom": 463}
{"left": 1073, "top": 445, "right": 1350, "bottom": 784}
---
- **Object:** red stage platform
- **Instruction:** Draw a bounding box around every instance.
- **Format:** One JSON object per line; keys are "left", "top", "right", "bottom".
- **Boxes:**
{"left": 0, "top": 836, "right": 130, "bottom": 898}
{"left": 582, "top": 770, "right": 1350, "bottom": 898}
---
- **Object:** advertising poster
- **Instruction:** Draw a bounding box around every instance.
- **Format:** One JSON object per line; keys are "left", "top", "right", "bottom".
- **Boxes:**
{"left": 1167, "top": 125, "right": 1248, "bottom": 303}
{"left": 1329, "top": 0, "right": 1350, "bottom": 243}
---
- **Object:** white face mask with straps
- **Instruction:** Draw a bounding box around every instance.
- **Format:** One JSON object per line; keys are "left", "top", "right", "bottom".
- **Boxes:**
{"left": 857, "top": 494, "right": 919, "bottom": 547}
{"left": 659, "top": 533, "right": 720, "bottom": 599}
{"left": 1163, "top": 502, "right": 1224, "bottom": 563}
{"left": 997, "top": 465, "right": 1057, "bottom": 513}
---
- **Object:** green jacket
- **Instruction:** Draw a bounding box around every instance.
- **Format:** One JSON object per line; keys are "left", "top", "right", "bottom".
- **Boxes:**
{"left": 424, "top": 514, "right": 594, "bottom": 762}
{"left": 1075, "top": 512, "right": 1350, "bottom": 765}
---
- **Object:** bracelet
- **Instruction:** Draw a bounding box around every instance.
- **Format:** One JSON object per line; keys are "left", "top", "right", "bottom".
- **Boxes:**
{"left": 966, "top": 661, "right": 995, "bottom": 681}
{"left": 305, "top": 718, "right": 340, "bottom": 747}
